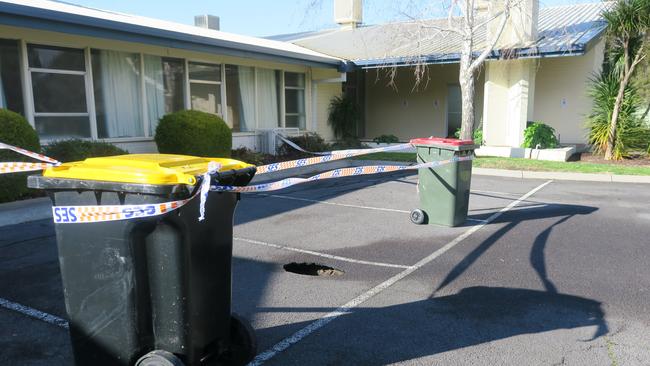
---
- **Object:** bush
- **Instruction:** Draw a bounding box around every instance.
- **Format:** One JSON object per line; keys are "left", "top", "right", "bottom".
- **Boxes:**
{"left": 231, "top": 147, "right": 274, "bottom": 166}
{"left": 155, "top": 110, "right": 232, "bottom": 157}
{"left": 328, "top": 95, "right": 359, "bottom": 139}
{"left": 277, "top": 133, "right": 331, "bottom": 157}
{"left": 522, "top": 122, "right": 559, "bottom": 149}
{"left": 372, "top": 134, "right": 399, "bottom": 144}
{"left": 0, "top": 109, "right": 41, "bottom": 203}
{"left": 454, "top": 128, "right": 483, "bottom": 145}
{"left": 42, "top": 139, "right": 127, "bottom": 162}
{"left": 331, "top": 137, "right": 367, "bottom": 150}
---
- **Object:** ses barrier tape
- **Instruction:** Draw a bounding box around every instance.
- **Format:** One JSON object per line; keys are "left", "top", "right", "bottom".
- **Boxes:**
{"left": 51, "top": 157, "right": 472, "bottom": 224}
{"left": 212, "top": 156, "right": 473, "bottom": 193}
{"left": 0, "top": 139, "right": 471, "bottom": 224}
{"left": 255, "top": 143, "right": 412, "bottom": 175}
{"left": 0, "top": 142, "right": 61, "bottom": 174}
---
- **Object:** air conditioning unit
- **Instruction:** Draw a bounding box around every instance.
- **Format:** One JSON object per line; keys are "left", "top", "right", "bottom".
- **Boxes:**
{"left": 256, "top": 128, "right": 300, "bottom": 155}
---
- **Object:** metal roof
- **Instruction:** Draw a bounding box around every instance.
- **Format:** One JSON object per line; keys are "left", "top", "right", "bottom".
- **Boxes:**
{"left": 272, "top": 2, "right": 611, "bottom": 68}
{"left": 0, "top": 0, "right": 346, "bottom": 70}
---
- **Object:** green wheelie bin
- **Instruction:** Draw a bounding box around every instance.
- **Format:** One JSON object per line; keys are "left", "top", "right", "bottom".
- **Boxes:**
{"left": 409, "top": 137, "right": 476, "bottom": 226}
{"left": 27, "top": 154, "right": 257, "bottom": 366}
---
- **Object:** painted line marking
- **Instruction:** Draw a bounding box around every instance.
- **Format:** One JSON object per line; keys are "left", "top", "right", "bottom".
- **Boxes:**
{"left": 0, "top": 297, "right": 69, "bottom": 329}
{"left": 256, "top": 193, "right": 410, "bottom": 214}
{"left": 234, "top": 237, "right": 413, "bottom": 270}
{"left": 248, "top": 180, "right": 553, "bottom": 365}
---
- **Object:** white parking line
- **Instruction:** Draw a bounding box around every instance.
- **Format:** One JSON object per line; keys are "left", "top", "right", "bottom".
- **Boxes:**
{"left": 0, "top": 297, "right": 68, "bottom": 329}
{"left": 248, "top": 180, "right": 553, "bottom": 365}
{"left": 234, "top": 237, "right": 413, "bottom": 270}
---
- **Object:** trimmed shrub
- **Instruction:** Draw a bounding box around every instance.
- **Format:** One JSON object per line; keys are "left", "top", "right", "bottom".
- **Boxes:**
{"left": 43, "top": 139, "right": 127, "bottom": 163}
{"left": 522, "top": 122, "right": 559, "bottom": 149}
{"left": 372, "top": 134, "right": 399, "bottom": 144}
{"left": 0, "top": 109, "right": 41, "bottom": 203}
{"left": 277, "top": 133, "right": 331, "bottom": 157}
{"left": 155, "top": 110, "right": 232, "bottom": 157}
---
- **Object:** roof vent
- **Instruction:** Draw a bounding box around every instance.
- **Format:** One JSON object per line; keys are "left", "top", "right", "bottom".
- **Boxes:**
{"left": 194, "top": 15, "right": 220, "bottom": 31}
{"left": 335, "top": 0, "right": 362, "bottom": 29}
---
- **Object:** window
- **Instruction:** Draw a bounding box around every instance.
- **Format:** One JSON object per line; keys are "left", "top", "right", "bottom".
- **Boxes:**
{"left": 0, "top": 39, "right": 24, "bottom": 115}
{"left": 92, "top": 50, "right": 143, "bottom": 138}
{"left": 226, "top": 65, "right": 255, "bottom": 132}
{"left": 144, "top": 56, "right": 185, "bottom": 135}
{"left": 28, "top": 44, "right": 90, "bottom": 139}
{"left": 283, "top": 72, "right": 305, "bottom": 129}
{"left": 189, "top": 62, "right": 221, "bottom": 116}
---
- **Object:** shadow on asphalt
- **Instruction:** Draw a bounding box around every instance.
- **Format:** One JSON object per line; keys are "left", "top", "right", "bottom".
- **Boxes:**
{"left": 251, "top": 201, "right": 606, "bottom": 364}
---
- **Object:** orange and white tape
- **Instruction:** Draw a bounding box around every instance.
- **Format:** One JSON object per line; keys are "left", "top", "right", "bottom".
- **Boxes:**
{"left": 0, "top": 142, "right": 60, "bottom": 174}
{"left": 52, "top": 197, "right": 193, "bottom": 224}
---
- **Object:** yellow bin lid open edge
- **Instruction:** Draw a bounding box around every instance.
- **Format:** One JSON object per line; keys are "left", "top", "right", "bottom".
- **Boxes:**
{"left": 42, "top": 154, "right": 253, "bottom": 185}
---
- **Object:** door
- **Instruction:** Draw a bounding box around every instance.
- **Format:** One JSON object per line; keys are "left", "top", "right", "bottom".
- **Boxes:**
{"left": 447, "top": 85, "right": 462, "bottom": 137}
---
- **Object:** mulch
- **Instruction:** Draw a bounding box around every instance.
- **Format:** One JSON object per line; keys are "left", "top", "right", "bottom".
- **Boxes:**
{"left": 576, "top": 152, "right": 650, "bottom": 166}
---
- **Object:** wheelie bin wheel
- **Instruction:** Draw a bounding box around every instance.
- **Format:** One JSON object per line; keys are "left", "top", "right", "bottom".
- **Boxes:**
{"left": 218, "top": 314, "right": 257, "bottom": 365}
{"left": 410, "top": 209, "right": 426, "bottom": 225}
{"left": 135, "top": 350, "right": 184, "bottom": 366}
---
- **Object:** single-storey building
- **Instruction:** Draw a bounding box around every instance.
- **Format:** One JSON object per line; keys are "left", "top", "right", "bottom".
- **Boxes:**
{"left": 275, "top": 0, "right": 610, "bottom": 148}
{"left": 0, "top": 0, "right": 347, "bottom": 153}
{"left": 0, "top": 0, "right": 610, "bottom": 153}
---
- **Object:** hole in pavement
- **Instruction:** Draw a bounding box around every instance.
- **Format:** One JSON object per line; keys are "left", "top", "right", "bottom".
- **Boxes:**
{"left": 283, "top": 262, "right": 345, "bottom": 277}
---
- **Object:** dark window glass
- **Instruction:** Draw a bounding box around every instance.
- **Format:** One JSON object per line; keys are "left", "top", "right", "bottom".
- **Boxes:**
{"left": 163, "top": 58, "right": 185, "bottom": 113}
{"left": 284, "top": 72, "right": 305, "bottom": 88}
{"left": 0, "top": 39, "right": 24, "bottom": 115}
{"left": 31, "top": 72, "right": 87, "bottom": 113}
{"left": 35, "top": 116, "right": 91, "bottom": 139}
{"left": 28, "top": 44, "right": 85, "bottom": 71}
{"left": 189, "top": 62, "right": 221, "bottom": 82}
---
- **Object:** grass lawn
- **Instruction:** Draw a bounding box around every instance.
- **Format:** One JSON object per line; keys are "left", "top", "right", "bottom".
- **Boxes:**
{"left": 353, "top": 153, "right": 650, "bottom": 176}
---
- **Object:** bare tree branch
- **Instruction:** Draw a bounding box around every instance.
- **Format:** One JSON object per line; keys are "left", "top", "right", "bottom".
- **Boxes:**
{"left": 469, "top": 4, "right": 510, "bottom": 72}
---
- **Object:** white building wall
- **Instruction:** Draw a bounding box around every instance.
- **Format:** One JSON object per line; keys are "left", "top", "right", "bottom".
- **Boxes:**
{"left": 533, "top": 40, "right": 605, "bottom": 145}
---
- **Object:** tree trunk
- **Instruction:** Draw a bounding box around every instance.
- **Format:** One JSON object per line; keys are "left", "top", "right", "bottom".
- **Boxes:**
{"left": 605, "top": 46, "right": 642, "bottom": 160}
{"left": 459, "top": 68, "right": 476, "bottom": 141}
{"left": 605, "top": 81, "right": 627, "bottom": 160}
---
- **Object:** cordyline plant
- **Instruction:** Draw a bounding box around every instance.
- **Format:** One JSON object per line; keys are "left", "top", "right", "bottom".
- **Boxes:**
{"left": 601, "top": 0, "right": 650, "bottom": 160}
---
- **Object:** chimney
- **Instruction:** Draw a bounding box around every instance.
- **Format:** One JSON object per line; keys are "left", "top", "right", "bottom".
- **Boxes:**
{"left": 477, "top": 0, "right": 538, "bottom": 48}
{"left": 194, "top": 15, "right": 220, "bottom": 31}
{"left": 334, "top": 0, "right": 362, "bottom": 29}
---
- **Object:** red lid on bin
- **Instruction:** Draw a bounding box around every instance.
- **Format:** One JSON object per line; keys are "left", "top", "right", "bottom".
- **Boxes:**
{"left": 410, "top": 137, "right": 474, "bottom": 146}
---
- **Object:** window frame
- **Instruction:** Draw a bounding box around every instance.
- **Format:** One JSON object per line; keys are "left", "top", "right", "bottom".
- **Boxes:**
{"left": 281, "top": 71, "right": 307, "bottom": 129}
{"left": 187, "top": 60, "right": 225, "bottom": 118}
{"left": 13, "top": 38, "right": 312, "bottom": 142}
{"left": 25, "top": 43, "right": 95, "bottom": 141}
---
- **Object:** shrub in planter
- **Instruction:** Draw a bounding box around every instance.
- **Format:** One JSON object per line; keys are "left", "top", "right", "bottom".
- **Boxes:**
{"left": 155, "top": 110, "right": 232, "bottom": 157}
{"left": 42, "top": 139, "right": 127, "bottom": 162}
{"left": 0, "top": 109, "right": 41, "bottom": 203}
{"left": 522, "top": 122, "right": 559, "bottom": 149}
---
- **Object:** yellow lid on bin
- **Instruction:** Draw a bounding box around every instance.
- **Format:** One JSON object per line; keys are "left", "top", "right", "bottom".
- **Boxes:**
{"left": 42, "top": 154, "right": 253, "bottom": 185}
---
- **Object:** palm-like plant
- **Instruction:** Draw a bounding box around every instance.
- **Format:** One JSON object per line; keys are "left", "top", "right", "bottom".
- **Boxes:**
{"left": 586, "top": 71, "right": 650, "bottom": 159}
{"left": 600, "top": 0, "right": 650, "bottom": 159}
{"left": 327, "top": 95, "right": 359, "bottom": 139}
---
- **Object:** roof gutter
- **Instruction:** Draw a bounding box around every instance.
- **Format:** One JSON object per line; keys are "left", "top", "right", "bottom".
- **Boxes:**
{"left": 352, "top": 44, "right": 590, "bottom": 69}
{"left": 0, "top": 2, "right": 345, "bottom": 70}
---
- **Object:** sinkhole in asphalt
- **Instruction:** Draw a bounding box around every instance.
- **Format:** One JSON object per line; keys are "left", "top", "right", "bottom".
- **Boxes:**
{"left": 283, "top": 262, "right": 345, "bottom": 277}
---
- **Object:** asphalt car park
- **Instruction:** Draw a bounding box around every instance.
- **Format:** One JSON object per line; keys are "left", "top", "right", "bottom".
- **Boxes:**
{"left": 1, "top": 172, "right": 649, "bottom": 365}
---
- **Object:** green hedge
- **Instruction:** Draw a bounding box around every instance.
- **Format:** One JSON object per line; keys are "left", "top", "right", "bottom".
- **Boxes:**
{"left": 42, "top": 139, "right": 128, "bottom": 163}
{"left": 155, "top": 110, "right": 232, "bottom": 157}
{"left": 0, "top": 109, "right": 41, "bottom": 203}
